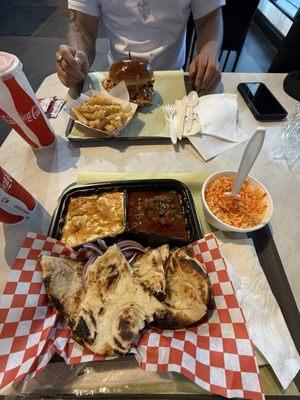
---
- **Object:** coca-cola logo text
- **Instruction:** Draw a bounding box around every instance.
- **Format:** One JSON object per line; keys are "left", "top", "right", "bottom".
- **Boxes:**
{"left": 21, "top": 105, "right": 41, "bottom": 123}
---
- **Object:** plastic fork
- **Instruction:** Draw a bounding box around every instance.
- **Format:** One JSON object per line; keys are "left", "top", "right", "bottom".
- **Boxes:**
{"left": 165, "top": 104, "right": 177, "bottom": 145}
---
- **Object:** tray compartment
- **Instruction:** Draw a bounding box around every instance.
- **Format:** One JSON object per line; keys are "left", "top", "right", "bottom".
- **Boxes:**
{"left": 48, "top": 179, "right": 203, "bottom": 248}
{"left": 126, "top": 181, "right": 199, "bottom": 243}
{"left": 49, "top": 185, "right": 128, "bottom": 247}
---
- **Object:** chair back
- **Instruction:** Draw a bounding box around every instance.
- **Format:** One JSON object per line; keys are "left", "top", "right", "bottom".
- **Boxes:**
{"left": 184, "top": 13, "right": 197, "bottom": 71}
{"left": 222, "top": 0, "right": 260, "bottom": 52}
{"left": 184, "top": 0, "right": 260, "bottom": 71}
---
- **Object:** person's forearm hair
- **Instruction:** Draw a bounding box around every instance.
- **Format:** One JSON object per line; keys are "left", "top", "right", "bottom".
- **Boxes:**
{"left": 67, "top": 10, "right": 96, "bottom": 66}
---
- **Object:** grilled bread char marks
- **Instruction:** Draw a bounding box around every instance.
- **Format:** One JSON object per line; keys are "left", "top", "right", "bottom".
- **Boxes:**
{"left": 73, "top": 245, "right": 165, "bottom": 355}
{"left": 132, "top": 244, "right": 169, "bottom": 300}
{"left": 154, "top": 247, "right": 212, "bottom": 329}
{"left": 40, "top": 256, "right": 85, "bottom": 322}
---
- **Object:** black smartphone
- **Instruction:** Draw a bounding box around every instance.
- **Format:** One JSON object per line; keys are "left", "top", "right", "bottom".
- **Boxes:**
{"left": 237, "top": 82, "right": 288, "bottom": 121}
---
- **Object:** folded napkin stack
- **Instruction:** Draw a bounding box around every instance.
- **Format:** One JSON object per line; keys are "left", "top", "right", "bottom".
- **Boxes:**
{"left": 169, "top": 93, "right": 249, "bottom": 160}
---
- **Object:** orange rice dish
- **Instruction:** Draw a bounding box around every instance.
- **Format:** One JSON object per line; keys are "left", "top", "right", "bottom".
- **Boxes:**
{"left": 205, "top": 176, "right": 268, "bottom": 228}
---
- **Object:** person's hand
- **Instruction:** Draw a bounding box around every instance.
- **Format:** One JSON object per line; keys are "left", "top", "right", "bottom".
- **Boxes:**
{"left": 56, "top": 44, "right": 89, "bottom": 88}
{"left": 189, "top": 49, "right": 221, "bottom": 93}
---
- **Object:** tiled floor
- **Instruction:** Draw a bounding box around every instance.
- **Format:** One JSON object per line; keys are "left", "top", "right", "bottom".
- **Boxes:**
{"left": 0, "top": 0, "right": 277, "bottom": 145}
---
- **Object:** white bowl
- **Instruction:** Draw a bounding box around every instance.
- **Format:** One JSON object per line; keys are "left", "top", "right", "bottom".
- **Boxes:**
{"left": 201, "top": 170, "right": 273, "bottom": 233}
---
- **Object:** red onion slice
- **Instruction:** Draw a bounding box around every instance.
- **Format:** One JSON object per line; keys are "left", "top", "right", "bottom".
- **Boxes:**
{"left": 97, "top": 239, "right": 108, "bottom": 251}
{"left": 116, "top": 240, "right": 145, "bottom": 253}
{"left": 86, "top": 254, "right": 99, "bottom": 269}
{"left": 83, "top": 243, "right": 104, "bottom": 255}
{"left": 119, "top": 246, "right": 145, "bottom": 253}
{"left": 122, "top": 249, "right": 135, "bottom": 259}
{"left": 128, "top": 254, "right": 138, "bottom": 264}
{"left": 80, "top": 239, "right": 145, "bottom": 289}
{"left": 117, "top": 239, "right": 145, "bottom": 248}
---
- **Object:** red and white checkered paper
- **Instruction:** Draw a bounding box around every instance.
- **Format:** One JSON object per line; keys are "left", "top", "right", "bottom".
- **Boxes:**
{"left": 0, "top": 232, "right": 263, "bottom": 399}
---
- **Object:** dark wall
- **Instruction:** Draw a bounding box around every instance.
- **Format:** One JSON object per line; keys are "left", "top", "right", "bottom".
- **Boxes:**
{"left": 0, "top": 0, "right": 15, "bottom": 17}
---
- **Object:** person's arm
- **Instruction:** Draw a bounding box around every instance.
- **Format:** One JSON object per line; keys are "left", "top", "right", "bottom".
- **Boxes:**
{"left": 56, "top": 10, "right": 99, "bottom": 88}
{"left": 189, "top": 7, "right": 223, "bottom": 92}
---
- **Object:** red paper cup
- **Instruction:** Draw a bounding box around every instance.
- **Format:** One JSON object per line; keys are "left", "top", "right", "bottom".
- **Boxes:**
{"left": 0, "top": 52, "right": 56, "bottom": 149}
{"left": 0, "top": 167, "right": 37, "bottom": 224}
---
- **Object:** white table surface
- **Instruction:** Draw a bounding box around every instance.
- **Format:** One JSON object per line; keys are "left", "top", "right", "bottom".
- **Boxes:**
{"left": 0, "top": 72, "right": 299, "bottom": 310}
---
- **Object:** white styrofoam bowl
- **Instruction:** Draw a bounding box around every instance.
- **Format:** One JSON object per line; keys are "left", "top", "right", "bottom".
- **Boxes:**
{"left": 201, "top": 170, "right": 273, "bottom": 233}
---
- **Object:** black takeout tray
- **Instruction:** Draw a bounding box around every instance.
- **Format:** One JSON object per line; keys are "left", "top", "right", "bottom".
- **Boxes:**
{"left": 48, "top": 179, "right": 203, "bottom": 248}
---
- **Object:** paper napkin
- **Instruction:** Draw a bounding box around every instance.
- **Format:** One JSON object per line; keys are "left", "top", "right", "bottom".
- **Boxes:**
{"left": 188, "top": 93, "right": 250, "bottom": 161}
{"left": 172, "top": 93, "right": 239, "bottom": 141}
{"left": 168, "top": 93, "right": 249, "bottom": 160}
{"left": 216, "top": 234, "right": 300, "bottom": 390}
{"left": 196, "top": 94, "right": 239, "bottom": 142}
{"left": 188, "top": 128, "right": 249, "bottom": 161}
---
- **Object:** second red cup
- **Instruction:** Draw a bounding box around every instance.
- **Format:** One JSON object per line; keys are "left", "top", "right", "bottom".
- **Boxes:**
{"left": 0, "top": 167, "right": 37, "bottom": 224}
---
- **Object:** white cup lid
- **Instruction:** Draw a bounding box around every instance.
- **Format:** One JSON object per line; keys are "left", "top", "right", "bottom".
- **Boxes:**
{"left": 0, "top": 52, "right": 20, "bottom": 76}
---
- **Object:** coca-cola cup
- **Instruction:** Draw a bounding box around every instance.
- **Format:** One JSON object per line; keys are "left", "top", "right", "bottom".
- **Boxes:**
{"left": 0, "top": 52, "right": 56, "bottom": 149}
{"left": 0, "top": 167, "right": 37, "bottom": 224}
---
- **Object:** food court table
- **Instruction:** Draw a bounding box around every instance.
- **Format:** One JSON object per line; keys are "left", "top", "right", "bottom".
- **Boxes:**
{"left": 0, "top": 72, "right": 299, "bottom": 397}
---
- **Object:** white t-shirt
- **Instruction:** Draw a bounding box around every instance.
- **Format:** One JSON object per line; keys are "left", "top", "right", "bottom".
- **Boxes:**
{"left": 68, "top": 0, "right": 225, "bottom": 70}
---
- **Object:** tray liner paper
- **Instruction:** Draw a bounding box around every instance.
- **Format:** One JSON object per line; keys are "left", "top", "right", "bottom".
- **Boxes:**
{"left": 0, "top": 233, "right": 263, "bottom": 399}
{"left": 69, "top": 71, "right": 187, "bottom": 140}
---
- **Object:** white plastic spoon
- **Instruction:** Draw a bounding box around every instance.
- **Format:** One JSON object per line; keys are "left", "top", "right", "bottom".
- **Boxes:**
{"left": 185, "top": 91, "right": 199, "bottom": 132}
{"left": 225, "top": 127, "right": 266, "bottom": 199}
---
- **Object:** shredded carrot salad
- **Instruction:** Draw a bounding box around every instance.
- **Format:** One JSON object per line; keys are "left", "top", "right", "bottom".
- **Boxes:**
{"left": 205, "top": 176, "right": 268, "bottom": 228}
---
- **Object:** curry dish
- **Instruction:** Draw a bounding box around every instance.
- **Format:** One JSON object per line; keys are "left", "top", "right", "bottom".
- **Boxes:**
{"left": 61, "top": 192, "right": 125, "bottom": 247}
{"left": 128, "top": 190, "right": 189, "bottom": 239}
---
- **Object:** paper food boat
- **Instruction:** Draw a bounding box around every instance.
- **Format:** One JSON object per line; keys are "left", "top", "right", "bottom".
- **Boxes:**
{"left": 64, "top": 82, "right": 138, "bottom": 137}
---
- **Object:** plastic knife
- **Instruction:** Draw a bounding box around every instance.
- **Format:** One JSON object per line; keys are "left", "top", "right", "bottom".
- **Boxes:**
{"left": 175, "top": 100, "right": 187, "bottom": 140}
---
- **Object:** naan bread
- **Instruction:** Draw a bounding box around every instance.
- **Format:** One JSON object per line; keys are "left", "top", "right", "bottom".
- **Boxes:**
{"left": 42, "top": 246, "right": 165, "bottom": 356}
{"left": 153, "top": 247, "right": 212, "bottom": 329}
{"left": 41, "top": 243, "right": 212, "bottom": 353}
{"left": 40, "top": 255, "right": 85, "bottom": 321}
{"left": 132, "top": 244, "right": 169, "bottom": 299}
{"left": 73, "top": 245, "right": 165, "bottom": 355}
